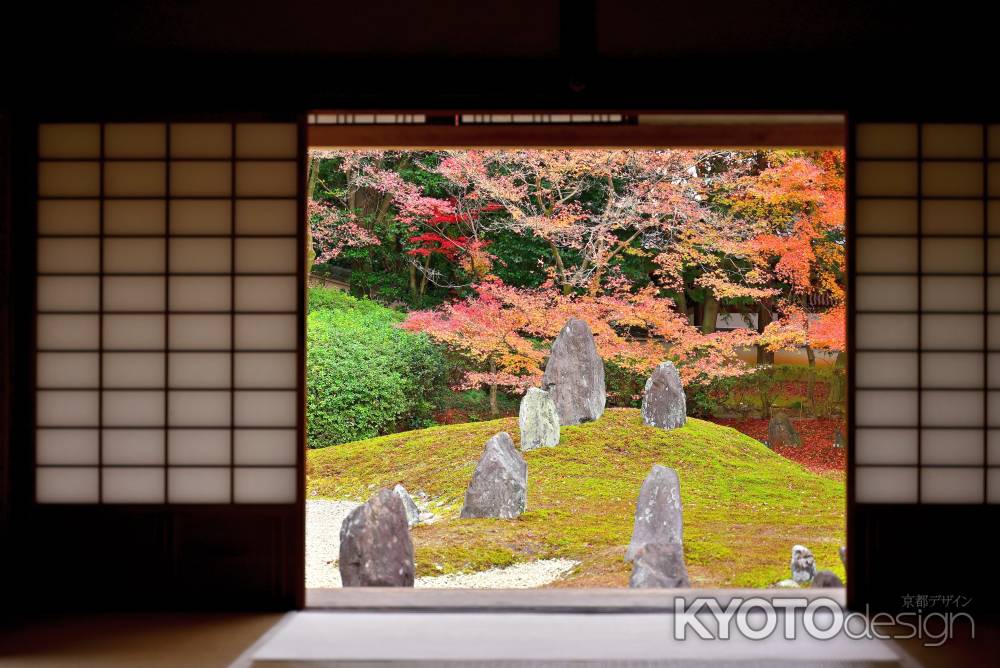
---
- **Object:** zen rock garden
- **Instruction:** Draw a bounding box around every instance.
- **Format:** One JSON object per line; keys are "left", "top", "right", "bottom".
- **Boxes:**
{"left": 335, "top": 317, "right": 836, "bottom": 590}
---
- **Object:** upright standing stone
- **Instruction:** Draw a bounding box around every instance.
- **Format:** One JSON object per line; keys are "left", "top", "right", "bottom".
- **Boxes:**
{"left": 641, "top": 361, "right": 687, "bottom": 430}
{"left": 812, "top": 570, "right": 843, "bottom": 588}
{"left": 460, "top": 432, "right": 528, "bottom": 519}
{"left": 542, "top": 318, "right": 606, "bottom": 425}
{"left": 393, "top": 484, "right": 420, "bottom": 527}
{"left": 790, "top": 544, "right": 817, "bottom": 584}
{"left": 518, "top": 387, "right": 560, "bottom": 451}
{"left": 625, "top": 465, "right": 683, "bottom": 562}
{"left": 629, "top": 542, "right": 691, "bottom": 588}
{"left": 339, "top": 488, "right": 415, "bottom": 587}
{"left": 768, "top": 413, "right": 802, "bottom": 448}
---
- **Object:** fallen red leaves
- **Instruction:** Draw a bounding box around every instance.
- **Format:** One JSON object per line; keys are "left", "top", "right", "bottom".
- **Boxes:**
{"left": 710, "top": 417, "right": 846, "bottom": 474}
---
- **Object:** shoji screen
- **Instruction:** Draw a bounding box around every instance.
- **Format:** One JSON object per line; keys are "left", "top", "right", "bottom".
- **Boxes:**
{"left": 35, "top": 121, "right": 302, "bottom": 505}
{"left": 853, "top": 122, "right": 999, "bottom": 504}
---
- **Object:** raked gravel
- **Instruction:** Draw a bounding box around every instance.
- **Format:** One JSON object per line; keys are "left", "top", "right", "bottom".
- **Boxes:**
{"left": 306, "top": 499, "right": 578, "bottom": 589}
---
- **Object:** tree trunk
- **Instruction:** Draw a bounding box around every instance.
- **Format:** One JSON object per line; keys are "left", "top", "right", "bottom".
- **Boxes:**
{"left": 408, "top": 263, "right": 418, "bottom": 302}
{"left": 756, "top": 302, "right": 774, "bottom": 365}
{"left": 805, "top": 344, "right": 817, "bottom": 416}
{"left": 489, "top": 360, "right": 498, "bottom": 416}
{"left": 701, "top": 291, "right": 720, "bottom": 334}
{"left": 305, "top": 155, "right": 321, "bottom": 274}
{"left": 418, "top": 253, "right": 432, "bottom": 297}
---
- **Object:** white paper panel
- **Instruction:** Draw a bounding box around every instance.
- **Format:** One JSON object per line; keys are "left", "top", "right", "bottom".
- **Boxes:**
{"left": 36, "top": 429, "right": 100, "bottom": 465}
{"left": 922, "top": 199, "right": 983, "bottom": 236}
{"left": 104, "top": 162, "right": 166, "bottom": 197}
{"left": 921, "top": 467, "right": 984, "bottom": 504}
{"left": 234, "top": 353, "right": 296, "bottom": 388}
{"left": 235, "top": 162, "right": 298, "bottom": 197}
{"left": 168, "top": 429, "right": 231, "bottom": 465}
{"left": 990, "top": 164, "right": 1000, "bottom": 197}
{"left": 235, "top": 315, "right": 297, "bottom": 349}
{"left": 37, "top": 238, "right": 100, "bottom": 273}
{"left": 102, "top": 467, "right": 164, "bottom": 503}
{"left": 104, "top": 238, "right": 165, "bottom": 274}
{"left": 103, "top": 352, "right": 165, "bottom": 388}
{"left": 855, "top": 390, "right": 918, "bottom": 426}
{"left": 855, "top": 124, "right": 917, "bottom": 158}
{"left": 38, "top": 162, "right": 101, "bottom": 197}
{"left": 104, "top": 123, "right": 166, "bottom": 158}
{"left": 989, "top": 240, "right": 1000, "bottom": 274}
{"left": 168, "top": 468, "right": 231, "bottom": 503}
{"left": 855, "top": 199, "right": 917, "bottom": 235}
{"left": 233, "top": 467, "right": 296, "bottom": 503}
{"left": 856, "top": 466, "right": 918, "bottom": 503}
{"left": 37, "top": 390, "right": 99, "bottom": 426}
{"left": 234, "top": 429, "right": 297, "bottom": 465}
{"left": 37, "top": 314, "right": 100, "bottom": 350}
{"left": 990, "top": 200, "right": 1000, "bottom": 235}
{"left": 989, "top": 431, "right": 1000, "bottom": 464}
{"left": 169, "top": 161, "right": 232, "bottom": 197}
{"left": 990, "top": 392, "right": 1000, "bottom": 427}
{"left": 235, "top": 276, "right": 297, "bottom": 311}
{"left": 856, "top": 276, "right": 917, "bottom": 312}
{"left": 36, "top": 467, "right": 100, "bottom": 503}
{"left": 855, "top": 352, "right": 917, "bottom": 387}
{"left": 855, "top": 161, "right": 917, "bottom": 196}
{"left": 38, "top": 124, "right": 101, "bottom": 158}
{"left": 37, "top": 276, "right": 100, "bottom": 312}
{"left": 855, "top": 428, "right": 918, "bottom": 465}
{"left": 922, "top": 390, "right": 984, "bottom": 427}
{"left": 169, "top": 276, "right": 231, "bottom": 311}
{"left": 922, "top": 429, "right": 984, "bottom": 465}
{"left": 168, "top": 391, "right": 231, "bottom": 427}
{"left": 922, "top": 124, "right": 983, "bottom": 158}
{"left": 170, "top": 123, "right": 232, "bottom": 158}
{"left": 235, "top": 238, "right": 297, "bottom": 273}
{"left": 236, "top": 123, "right": 297, "bottom": 158}
{"left": 235, "top": 199, "right": 298, "bottom": 235}
{"left": 921, "top": 352, "right": 984, "bottom": 388}
{"left": 990, "top": 278, "right": 1000, "bottom": 311}
{"left": 104, "top": 276, "right": 165, "bottom": 311}
{"left": 921, "top": 314, "right": 983, "bottom": 350}
{"left": 856, "top": 237, "right": 918, "bottom": 273}
{"left": 37, "top": 352, "right": 99, "bottom": 388}
{"left": 922, "top": 162, "right": 983, "bottom": 197}
{"left": 103, "top": 390, "right": 165, "bottom": 426}
{"left": 234, "top": 391, "right": 297, "bottom": 427}
{"left": 922, "top": 276, "right": 983, "bottom": 312}
{"left": 989, "top": 469, "right": 1000, "bottom": 504}
{"left": 103, "top": 314, "right": 165, "bottom": 349}
{"left": 168, "top": 314, "right": 230, "bottom": 350}
{"left": 169, "top": 238, "right": 231, "bottom": 273}
{"left": 103, "top": 429, "right": 165, "bottom": 465}
{"left": 855, "top": 314, "right": 918, "bottom": 350}
{"left": 38, "top": 199, "right": 100, "bottom": 235}
{"left": 169, "top": 352, "right": 231, "bottom": 388}
{"left": 989, "top": 354, "right": 1000, "bottom": 389}
{"left": 990, "top": 315, "right": 1000, "bottom": 350}
{"left": 170, "top": 199, "right": 231, "bottom": 235}
{"left": 104, "top": 200, "right": 166, "bottom": 236}
{"left": 921, "top": 238, "right": 983, "bottom": 274}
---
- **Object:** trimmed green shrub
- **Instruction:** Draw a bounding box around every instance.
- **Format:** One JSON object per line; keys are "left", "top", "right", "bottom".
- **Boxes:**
{"left": 307, "top": 288, "right": 448, "bottom": 447}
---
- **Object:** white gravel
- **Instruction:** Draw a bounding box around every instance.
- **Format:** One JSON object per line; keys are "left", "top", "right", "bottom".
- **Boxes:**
{"left": 306, "top": 499, "right": 578, "bottom": 589}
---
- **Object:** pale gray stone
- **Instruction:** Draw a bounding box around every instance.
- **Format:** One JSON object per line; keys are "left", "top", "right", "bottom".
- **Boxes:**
{"left": 339, "top": 488, "right": 414, "bottom": 587}
{"left": 641, "top": 361, "right": 686, "bottom": 430}
{"left": 542, "top": 318, "right": 606, "bottom": 426}
{"left": 629, "top": 542, "right": 690, "bottom": 588}
{"left": 839, "top": 545, "right": 847, "bottom": 568}
{"left": 775, "top": 579, "right": 801, "bottom": 588}
{"left": 768, "top": 413, "right": 802, "bottom": 448}
{"left": 625, "top": 465, "right": 683, "bottom": 562}
{"left": 393, "top": 484, "right": 420, "bottom": 527}
{"left": 519, "top": 387, "right": 560, "bottom": 451}
{"left": 791, "top": 544, "right": 817, "bottom": 584}
{"left": 460, "top": 432, "right": 527, "bottom": 519}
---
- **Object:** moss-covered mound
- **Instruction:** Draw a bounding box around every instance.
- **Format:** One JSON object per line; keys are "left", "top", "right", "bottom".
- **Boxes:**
{"left": 307, "top": 408, "right": 845, "bottom": 587}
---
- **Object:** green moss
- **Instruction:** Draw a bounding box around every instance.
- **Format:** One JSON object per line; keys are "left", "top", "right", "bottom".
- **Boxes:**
{"left": 308, "top": 408, "right": 845, "bottom": 587}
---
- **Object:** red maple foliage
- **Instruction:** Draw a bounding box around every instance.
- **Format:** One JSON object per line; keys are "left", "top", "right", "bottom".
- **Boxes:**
{"left": 710, "top": 417, "right": 846, "bottom": 475}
